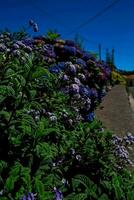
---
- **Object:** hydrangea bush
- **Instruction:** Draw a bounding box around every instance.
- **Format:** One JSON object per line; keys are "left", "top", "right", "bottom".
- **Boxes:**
{"left": 0, "top": 30, "right": 134, "bottom": 200}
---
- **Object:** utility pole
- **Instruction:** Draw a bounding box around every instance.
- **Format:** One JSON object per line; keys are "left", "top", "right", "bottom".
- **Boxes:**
{"left": 106, "top": 48, "right": 110, "bottom": 64}
{"left": 98, "top": 43, "right": 102, "bottom": 61}
{"left": 112, "top": 48, "right": 115, "bottom": 66}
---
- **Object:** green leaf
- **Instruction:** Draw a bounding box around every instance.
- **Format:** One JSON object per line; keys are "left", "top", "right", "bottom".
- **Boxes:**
{"left": 73, "top": 175, "right": 97, "bottom": 198}
{"left": 34, "top": 177, "right": 45, "bottom": 198}
{"left": 35, "top": 142, "right": 58, "bottom": 160}
{"left": 64, "top": 193, "right": 87, "bottom": 200}
{"left": 17, "top": 75, "right": 26, "bottom": 86}
{"left": 0, "top": 86, "right": 15, "bottom": 97}
{"left": 32, "top": 68, "right": 50, "bottom": 79}
{"left": 112, "top": 175, "right": 122, "bottom": 200}
{"left": 0, "top": 111, "right": 10, "bottom": 121}
{"left": 5, "top": 176, "right": 19, "bottom": 191}
{"left": 98, "top": 193, "right": 110, "bottom": 200}
{"left": 0, "top": 95, "right": 6, "bottom": 103}
{"left": 127, "top": 191, "right": 134, "bottom": 200}
{"left": 0, "top": 160, "right": 7, "bottom": 173}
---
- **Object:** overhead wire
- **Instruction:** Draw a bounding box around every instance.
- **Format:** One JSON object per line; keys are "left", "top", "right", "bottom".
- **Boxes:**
{"left": 66, "top": 0, "right": 121, "bottom": 36}
{"left": 30, "top": 0, "right": 128, "bottom": 61}
{"left": 30, "top": 0, "right": 112, "bottom": 50}
{"left": 29, "top": 0, "right": 132, "bottom": 69}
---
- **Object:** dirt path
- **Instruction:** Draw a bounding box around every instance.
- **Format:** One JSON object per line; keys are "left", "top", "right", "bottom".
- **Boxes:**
{"left": 95, "top": 85, "right": 134, "bottom": 136}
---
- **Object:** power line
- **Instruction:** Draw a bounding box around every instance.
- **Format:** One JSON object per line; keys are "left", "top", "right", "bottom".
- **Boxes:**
{"left": 66, "top": 0, "right": 121, "bottom": 36}
{"left": 30, "top": 2, "right": 103, "bottom": 46}
{"left": 30, "top": 1, "right": 108, "bottom": 49}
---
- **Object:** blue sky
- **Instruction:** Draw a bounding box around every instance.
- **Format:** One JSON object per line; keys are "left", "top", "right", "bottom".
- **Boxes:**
{"left": 0, "top": 0, "right": 134, "bottom": 71}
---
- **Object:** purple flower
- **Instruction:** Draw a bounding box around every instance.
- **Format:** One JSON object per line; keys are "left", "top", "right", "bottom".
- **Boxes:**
{"left": 65, "top": 40, "right": 75, "bottom": 46}
{"left": 13, "top": 43, "right": 20, "bottom": 49}
{"left": 104, "top": 67, "right": 111, "bottom": 76}
{"left": 12, "top": 50, "right": 21, "bottom": 56}
{"left": 75, "top": 58, "right": 87, "bottom": 69}
{"left": 25, "top": 46, "right": 33, "bottom": 53}
{"left": 43, "top": 44, "right": 56, "bottom": 58}
{"left": 74, "top": 77, "right": 81, "bottom": 85}
{"left": 70, "top": 84, "right": 79, "bottom": 94}
{"left": 61, "top": 74, "right": 69, "bottom": 81}
{"left": 65, "top": 62, "right": 77, "bottom": 75}
{"left": 21, "top": 192, "right": 35, "bottom": 200}
{"left": 63, "top": 45, "right": 77, "bottom": 56}
{"left": 78, "top": 73, "right": 86, "bottom": 82}
{"left": 54, "top": 187, "right": 63, "bottom": 200}
{"left": 90, "top": 88, "right": 98, "bottom": 98}
{"left": 16, "top": 41, "right": 26, "bottom": 48}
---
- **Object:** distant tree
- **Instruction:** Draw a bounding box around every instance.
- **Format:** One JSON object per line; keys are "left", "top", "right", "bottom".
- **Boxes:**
{"left": 106, "top": 48, "right": 111, "bottom": 64}
{"left": 46, "top": 29, "right": 60, "bottom": 41}
{"left": 89, "top": 51, "right": 98, "bottom": 59}
{"left": 106, "top": 48, "right": 116, "bottom": 70}
{"left": 112, "top": 48, "right": 115, "bottom": 66}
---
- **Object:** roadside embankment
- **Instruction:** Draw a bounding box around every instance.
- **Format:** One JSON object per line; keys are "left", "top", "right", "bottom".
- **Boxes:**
{"left": 129, "top": 87, "right": 134, "bottom": 112}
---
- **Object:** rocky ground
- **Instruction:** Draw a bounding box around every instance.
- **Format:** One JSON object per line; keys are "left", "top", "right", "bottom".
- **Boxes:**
{"left": 95, "top": 85, "right": 134, "bottom": 136}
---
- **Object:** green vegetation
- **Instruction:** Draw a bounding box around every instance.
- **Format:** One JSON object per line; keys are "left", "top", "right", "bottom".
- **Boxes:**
{"left": 0, "top": 30, "right": 134, "bottom": 200}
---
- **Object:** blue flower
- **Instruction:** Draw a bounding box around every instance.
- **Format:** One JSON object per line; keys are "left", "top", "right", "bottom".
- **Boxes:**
{"left": 57, "top": 62, "right": 65, "bottom": 70}
{"left": 75, "top": 58, "right": 87, "bottom": 69}
{"left": 63, "top": 45, "right": 77, "bottom": 56}
{"left": 49, "top": 65, "right": 61, "bottom": 73}
{"left": 79, "top": 86, "right": 91, "bottom": 97}
{"left": 86, "top": 112, "right": 95, "bottom": 122}
{"left": 49, "top": 62, "right": 65, "bottom": 73}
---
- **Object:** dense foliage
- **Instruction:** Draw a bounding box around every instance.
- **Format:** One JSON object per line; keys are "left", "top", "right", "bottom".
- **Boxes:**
{"left": 0, "top": 31, "right": 134, "bottom": 200}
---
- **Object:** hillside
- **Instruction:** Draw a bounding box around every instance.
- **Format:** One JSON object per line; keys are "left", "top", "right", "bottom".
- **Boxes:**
{"left": 1, "top": 31, "right": 134, "bottom": 199}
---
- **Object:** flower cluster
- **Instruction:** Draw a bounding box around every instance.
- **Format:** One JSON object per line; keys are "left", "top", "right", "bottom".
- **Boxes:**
{"left": 0, "top": 31, "right": 112, "bottom": 124}
{"left": 54, "top": 187, "right": 63, "bottom": 200}
{"left": 20, "top": 192, "right": 35, "bottom": 200}
{"left": 112, "top": 134, "right": 134, "bottom": 167}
